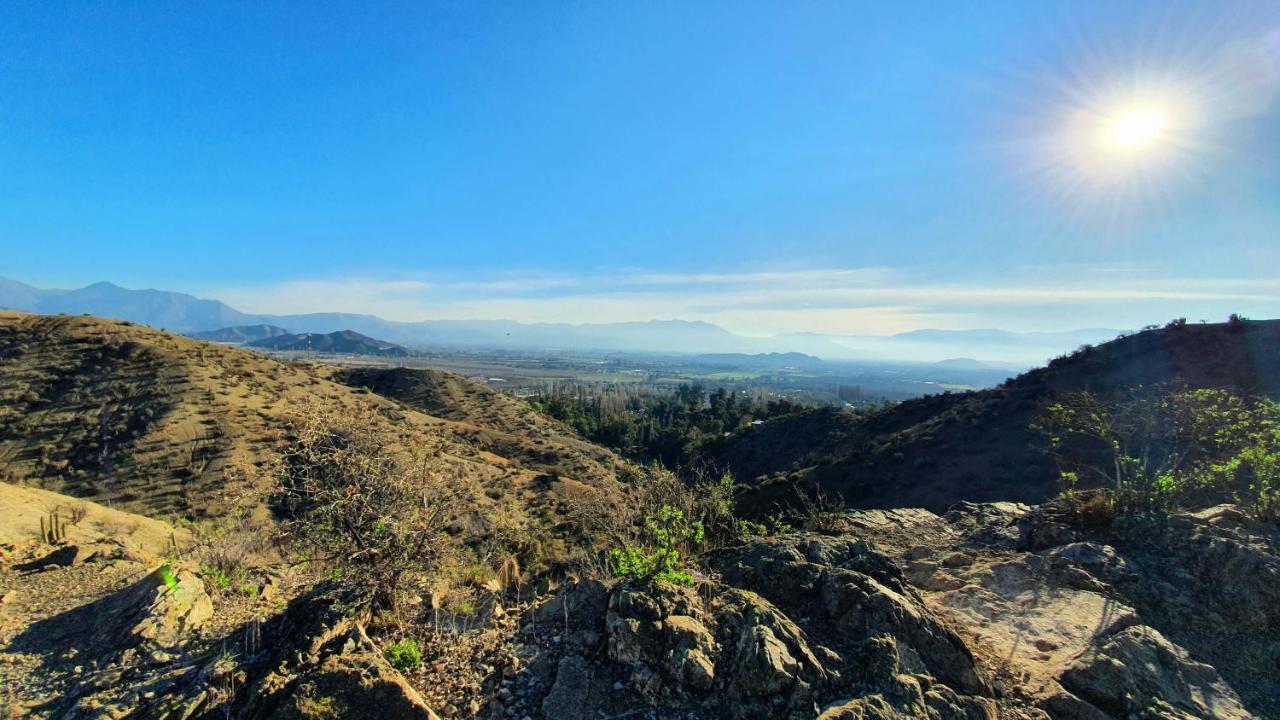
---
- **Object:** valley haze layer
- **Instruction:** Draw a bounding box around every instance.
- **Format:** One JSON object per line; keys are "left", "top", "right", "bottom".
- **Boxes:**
{"left": 0, "top": 276, "right": 1117, "bottom": 366}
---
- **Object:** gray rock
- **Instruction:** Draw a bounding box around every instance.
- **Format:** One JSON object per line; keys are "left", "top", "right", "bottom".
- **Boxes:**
{"left": 1059, "top": 625, "right": 1249, "bottom": 719}
{"left": 541, "top": 654, "right": 593, "bottom": 720}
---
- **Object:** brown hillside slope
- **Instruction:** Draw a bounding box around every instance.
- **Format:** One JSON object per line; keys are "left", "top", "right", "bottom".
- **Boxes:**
{"left": 0, "top": 312, "right": 626, "bottom": 527}
{"left": 0, "top": 483, "right": 187, "bottom": 555}
{"left": 712, "top": 319, "right": 1280, "bottom": 514}
{"left": 335, "top": 366, "right": 632, "bottom": 485}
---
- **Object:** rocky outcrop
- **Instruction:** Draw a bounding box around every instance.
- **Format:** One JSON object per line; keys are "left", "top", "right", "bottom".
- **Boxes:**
{"left": 267, "top": 624, "right": 440, "bottom": 720}
{"left": 519, "top": 536, "right": 998, "bottom": 719}
{"left": 1055, "top": 626, "right": 1249, "bottom": 720}
{"left": 708, "top": 537, "right": 989, "bottom": 697}
{"left": 862, "top": 501, "right": 1280, "bottom": 719}
{"left": 8, "top": 492, "right": 1277, "bottom": 719}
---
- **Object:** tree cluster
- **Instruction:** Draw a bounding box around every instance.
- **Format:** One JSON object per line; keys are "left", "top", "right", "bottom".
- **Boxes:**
{"left": 529, "top": 382, "right": 807, "bottom": 466}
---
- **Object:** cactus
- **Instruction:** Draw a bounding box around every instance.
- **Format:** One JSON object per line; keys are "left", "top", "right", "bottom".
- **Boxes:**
{"left": 40, "top": 511, "right": 66, "bottom": 544}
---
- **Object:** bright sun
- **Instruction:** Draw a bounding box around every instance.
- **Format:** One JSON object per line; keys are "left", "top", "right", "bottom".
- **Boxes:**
{"left": 1103, "top": 107, "right": 1169, "bottom": 152}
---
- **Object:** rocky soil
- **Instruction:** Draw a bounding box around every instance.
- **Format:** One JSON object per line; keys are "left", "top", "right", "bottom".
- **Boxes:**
{"left": 3, "top": 496, "right": 1277, "bottom": 719}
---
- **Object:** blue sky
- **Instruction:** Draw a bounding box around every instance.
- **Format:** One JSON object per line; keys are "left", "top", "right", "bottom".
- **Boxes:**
{"left": 1, "top": 1, "right": 1278, "bottom": 335}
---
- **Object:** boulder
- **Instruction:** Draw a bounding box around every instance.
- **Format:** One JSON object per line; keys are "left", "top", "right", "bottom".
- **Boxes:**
{"left": 541, "top": 654, "right": 593, "bottom": 720}
{"left": 252, "top": 623, "right": 439, "bottom": 720}
{"left": 605, "top": 581, "right": 717, "bottom": 700}
{"left": 1058, "top": 626, "right": 1249, "bottom": 720}
{"left": 128, "top": 566, "right": 214, "bottom": 650}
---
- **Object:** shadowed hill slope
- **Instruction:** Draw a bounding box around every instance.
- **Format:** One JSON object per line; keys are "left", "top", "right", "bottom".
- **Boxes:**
{"left": 190, "top": 324, "right": 291, "bottom": 343}
{"left": 0, "top": 312, "right": 627, "bottom": 527}
{"left": 712, "top": 319, "right": 1280, "bottom": 514}
{"left": 248, "top": 329, "right": 409, "bottom": 356}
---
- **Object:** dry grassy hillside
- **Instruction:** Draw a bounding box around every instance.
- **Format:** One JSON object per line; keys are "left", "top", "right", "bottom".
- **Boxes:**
{"left": 0, "top": 313, "right": 627, "bottom": 534}
{"left": 713, "top": 319, "right": 1280, "bottom": 513}
{"left": 336, "top": 366, "right": 632, "bottom": 484}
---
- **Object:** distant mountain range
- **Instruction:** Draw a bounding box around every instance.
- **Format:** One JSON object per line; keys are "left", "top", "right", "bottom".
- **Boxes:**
{"left": 0, "top": 276, "right": 1123, "bottom": 364}
{"left": 191, "top": 324, "right": 291, "bottom": 343}
{"left": 248, "top": 330, "right": 409, "bottom": 357}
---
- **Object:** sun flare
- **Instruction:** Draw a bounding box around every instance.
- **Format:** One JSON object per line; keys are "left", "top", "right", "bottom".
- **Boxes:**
{"left": 1103, "top": 107, "right": 1169, "bottom": 151}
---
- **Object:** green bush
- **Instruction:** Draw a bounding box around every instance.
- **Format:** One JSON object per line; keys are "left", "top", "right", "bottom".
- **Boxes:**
{"left": 201, "top": 564, "right": 233, "bottom": 590}
{"left": 608, "top": 504, "right": 704, "bottom": 585}
{"left": 1038, "top": 387, "right": 1280, "bottom": 518}
{"left": 383, "top": 638, "right": 421, "bottom": 672}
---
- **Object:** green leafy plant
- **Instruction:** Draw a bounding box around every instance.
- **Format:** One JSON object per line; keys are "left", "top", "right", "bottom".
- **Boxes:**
{"left": 159, "top": 564, "right": 180, "bottom": 591}
{"left": 201, "top": 564, "right": 233, "bottom": 590}
{"left": 383, "top": 638, "right": 421, "bottom": 672}
{"left": 608, "top": 504, "right": 704, "bottom": 585}
{"left": 1037, "top": 387, "right": 1280, "bottom": 518}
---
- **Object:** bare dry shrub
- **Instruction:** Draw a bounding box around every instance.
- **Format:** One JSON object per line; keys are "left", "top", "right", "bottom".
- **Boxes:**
{"left": 273, "top": 401, "right": 460, "bottom": 614}
{"left": 793, "top": 483, "right": 848, "bottom": 533}
{"left": 66, "top": 503, "right": 88, "bottom": 526}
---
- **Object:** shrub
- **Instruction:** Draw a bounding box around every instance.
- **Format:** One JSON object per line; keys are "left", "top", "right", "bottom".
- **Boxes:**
{"left": 570, "top": 465, "right": 753, "bottom": 583}
{"left": 201, "top": 564, "right": 233, "bottom": 590}
{"left": 185, "top": 503, "right": 269, "bottom": 593}
{"left": 1037, "top": 387, "right": 1280, "bottom": 518}
{"left": 383, "top": 639, "right": 421, "bottom": 672}
{"left": 793, "top": 484, "right": 847, "bottom": 533}
{"left": 608, "top": 504, "right": 704, "bottom": 585}
{"left": 274, "top": 404, "right": 459, "bottom": 613}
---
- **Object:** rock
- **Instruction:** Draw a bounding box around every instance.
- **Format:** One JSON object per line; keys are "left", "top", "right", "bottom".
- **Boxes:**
{"left": 533, "top": 578, "right": 608, "bottom": 632}
{"left": 1043, "top": 542, "right": 1137, "bottom": 583}
{"left": 944, "top": 502, "right": 1030, "bottom": 548}
{"left": 818, "top": 683, "right": 998, "bottom": 720}
{"left": 15, "top": 543, "right": 94, "bottom": 571}
{"left": 662, "top": 614, "right": 717, "bottom": 690}
{"left": 716, "top": 590, "right": 825, "bottom": 701}
{"left": 128, "top": 566, "right": 214, "bottom": 649}
{"left": 540, "top": 655, "right": 592, "bottom": 720}
{"left": 731, "top": 620, "right": 798, "bottom": 696}
{"left": 818, "top": 694, "right": 903, "bottom": 719}
{"left": 818, "top": 566, "right": 987, "bottom": 695}
{"left": 605, "top": 581, "right": 716, "bottom": 699}
{"left": 252, "top": 622, "right": 440, "bottom": 720}
{"left": 1058, "top": 625, "right": 1249, "bottom": 719}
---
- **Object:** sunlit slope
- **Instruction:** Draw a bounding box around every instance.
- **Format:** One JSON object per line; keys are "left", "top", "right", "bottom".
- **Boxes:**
{"left": 714, "top": 319, "right": 1280, "bottom": 513}
{"left": 335, "top": 366, "right": 633, "bottom": 484}
{"left": 0, "top": 312, "right": 625, "bottom": 524}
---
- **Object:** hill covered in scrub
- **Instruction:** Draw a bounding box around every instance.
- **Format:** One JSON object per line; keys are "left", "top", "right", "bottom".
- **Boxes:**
{"left": 247, "top": 329, "right": 410, "bottom": 356}
{"left": 335, "top": 366, "right": 630, "bottom": 484}
{"left": 0, "top": 312, "right": 629, "bottom": 529}
{"left": 711, "top": 319, "right": 1280, "bottom": 514}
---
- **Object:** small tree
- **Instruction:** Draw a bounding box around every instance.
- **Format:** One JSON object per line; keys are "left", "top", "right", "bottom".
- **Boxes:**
{"left": 275, "top": 404, "right": 458, "bottom": 613}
